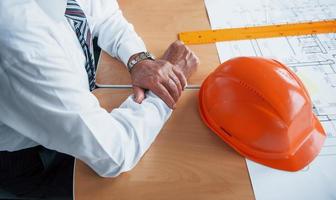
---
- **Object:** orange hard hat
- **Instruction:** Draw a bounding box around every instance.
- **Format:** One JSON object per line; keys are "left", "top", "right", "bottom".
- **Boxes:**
{"left": 199, "top": 57, "right": 326, "bottom": 171}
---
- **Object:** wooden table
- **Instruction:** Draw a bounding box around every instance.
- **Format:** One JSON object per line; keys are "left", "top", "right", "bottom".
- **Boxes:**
{"left": 75, "top": 89, "right": 254, "bottom": 200}
{"left": 75, "top": 0, "right": 254, "bottom": 199}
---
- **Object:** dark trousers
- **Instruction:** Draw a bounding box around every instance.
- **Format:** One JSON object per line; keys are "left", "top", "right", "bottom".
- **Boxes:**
{"left": 0, "top": 146, "right": 74, "bottom": 200}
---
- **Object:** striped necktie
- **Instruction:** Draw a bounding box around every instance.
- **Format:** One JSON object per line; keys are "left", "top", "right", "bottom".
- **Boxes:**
{"left": 65, "top": 0, "right": 96, "bottom": 91}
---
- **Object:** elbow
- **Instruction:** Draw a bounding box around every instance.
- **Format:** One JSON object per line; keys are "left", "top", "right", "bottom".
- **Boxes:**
{"left": 93, "top": 143, "right": 143, "bottom": 178}
{"left": 93, "top": 159, "right": 128, "bottom": 178}
{"left": 95, "top": 159, "right": 139, "bottom": 178}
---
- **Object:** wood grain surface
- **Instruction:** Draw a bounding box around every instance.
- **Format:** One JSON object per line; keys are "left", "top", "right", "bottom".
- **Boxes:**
{"left": 95, "top": 0, "right": 219, "bottom": 86}
{"left": 75, "top": 89, "right": 254, "bottom": 200}
{"left": 75, "top": 0, "right": 255, "bottom": 199}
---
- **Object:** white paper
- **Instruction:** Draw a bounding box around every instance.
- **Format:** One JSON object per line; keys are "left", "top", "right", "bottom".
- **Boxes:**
{"left": 204, "top": 0, "right": 336, "bottom": 199}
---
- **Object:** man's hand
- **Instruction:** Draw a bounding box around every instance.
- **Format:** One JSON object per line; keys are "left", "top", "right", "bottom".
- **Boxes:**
{"left": 162, "top": 40, "right": 199, "bottom": 79}
{"left": 130, "top": 41, "right": 199, "bottom": 109}
{"left": 130, "top": 59, "right": 187, "bottom": 109}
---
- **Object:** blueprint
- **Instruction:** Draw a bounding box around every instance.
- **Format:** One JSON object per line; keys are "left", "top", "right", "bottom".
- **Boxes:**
{"left": 204, "top": 0, "right": 336, "bottom": 199}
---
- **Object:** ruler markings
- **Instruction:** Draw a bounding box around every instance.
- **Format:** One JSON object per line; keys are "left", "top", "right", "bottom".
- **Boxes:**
{"left": 179, "top": 20, "right": 336, "bottom": 44}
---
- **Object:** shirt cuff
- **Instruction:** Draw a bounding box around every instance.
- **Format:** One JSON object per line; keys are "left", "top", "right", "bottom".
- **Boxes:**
{"left": 117, "top": 38, "right": 147, "bottom": 67}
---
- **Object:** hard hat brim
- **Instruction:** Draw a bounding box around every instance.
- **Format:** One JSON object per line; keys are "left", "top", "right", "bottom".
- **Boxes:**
{"left": 247, "top": 114, "right": 326, "bottom": 171}
{"left": 198, "top": 87, "right": 326, "bottom": 172}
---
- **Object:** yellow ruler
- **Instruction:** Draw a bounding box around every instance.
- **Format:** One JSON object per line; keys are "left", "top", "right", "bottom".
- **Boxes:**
{"left": 178, "top": 20, "right": 336, "bottom": 45}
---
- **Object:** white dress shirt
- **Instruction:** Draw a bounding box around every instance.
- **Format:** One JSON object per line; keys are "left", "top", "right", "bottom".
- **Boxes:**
{"left": 0, "top": 0, "right": 172, "bottom": 177}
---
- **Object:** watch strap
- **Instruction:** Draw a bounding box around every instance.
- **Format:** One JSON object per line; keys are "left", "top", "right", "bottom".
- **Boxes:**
{"left": 127, "top": 52, "right": 156, "bottom": 71}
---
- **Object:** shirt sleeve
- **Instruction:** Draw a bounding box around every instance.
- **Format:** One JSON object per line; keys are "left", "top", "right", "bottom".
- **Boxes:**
{"left": 0, "top": 1, "right": 171, "bottom": 177}
{"left": 86, "top": 0, "right": 147, "bottom": 66}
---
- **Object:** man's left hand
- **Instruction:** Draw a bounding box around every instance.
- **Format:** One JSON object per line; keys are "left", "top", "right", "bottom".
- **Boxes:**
{"left": 130, "top": 59, "right": 187, "bottom": 109}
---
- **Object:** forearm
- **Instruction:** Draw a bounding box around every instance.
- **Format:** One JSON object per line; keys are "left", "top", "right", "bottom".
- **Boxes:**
{"left": 91, "top": 0, "right": 146, "bottom": 66}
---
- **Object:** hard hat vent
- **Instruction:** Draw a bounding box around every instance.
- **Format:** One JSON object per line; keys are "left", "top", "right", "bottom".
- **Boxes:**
{"left": 238, "top": 80, "right": 267, "bottom": 103}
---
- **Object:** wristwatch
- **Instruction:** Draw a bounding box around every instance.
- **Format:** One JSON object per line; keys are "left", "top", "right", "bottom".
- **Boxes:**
{"left": 127, "top": 52, "right": 156, "bottom": 71}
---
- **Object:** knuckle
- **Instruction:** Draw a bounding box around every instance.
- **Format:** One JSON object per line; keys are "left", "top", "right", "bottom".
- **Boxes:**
{"left": 176, "top": 68, "right": 184, "bottom": 76}
{"left": 177, "top": 40, "right": 184, "bottom": 46}
{"left": 157, "top": 68, "right": 166, "bottom": 78}
{"left": 155, "top": 88, "right": 164, "bottom": 97}
{"left": 158, "top": 59, "right": 167, "bottom": 64}
{"left": 158, "top": 91, "right": 165, "bottom": 98}
{"left": 164, "top": 77, "right": 172, "bottom": 85}
{"left": 189, "top": 50, "right": 195, "bottom": 56}
{"left": 150, "top": 76, "right": 160, "bottom": 85}
{"left": 170, "top": 43, "right": 178, "bottom": 49}
{"left": 173, "top": 41, "right": 183, "bottom": 48}
{"left": 173, "top": 40, "right": 180, "bottom": 46}
{"left": 162, "top": 61, "right": 170, "bottom": 67}
{"left": 170, "top": 82, "right": 177, "bottom": 90}
{"left": 173, "top": 65, "right": 182, "bottom": 73}
{"left": 159, "top": 60, "right": 170, "bottom": 68}
{"left": 174, "top": 77, "right": 180, "bottom": 85}
{"left": 195, "top": 57, "right": 200, "bottom": 65}
{"left": 156, "top": 69, "right": 162, "bottom": 77}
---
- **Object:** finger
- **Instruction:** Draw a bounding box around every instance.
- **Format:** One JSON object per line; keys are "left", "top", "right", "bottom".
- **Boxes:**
{"left": 173, "top": 40, "right": 185, "bottom": 54}
{"left": 195, "top": 53, "right": 200, "bottom": 65}
{"left": 175, "top": 40, "right": 184, "bottom": 46}
{"left": 162, "top": 78, "right": 180, "bottom": 102}
{"left": 172, "top": 66, "right": 187, "bottom": 90}
{"left": 169, "top": 73, "right": 182, "bottom": 96}
{"left": 133, "top": 86, "right": 145, "bottom": 104}
{"left": 152, "top": 83, "right": 176, "bottom": 109}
